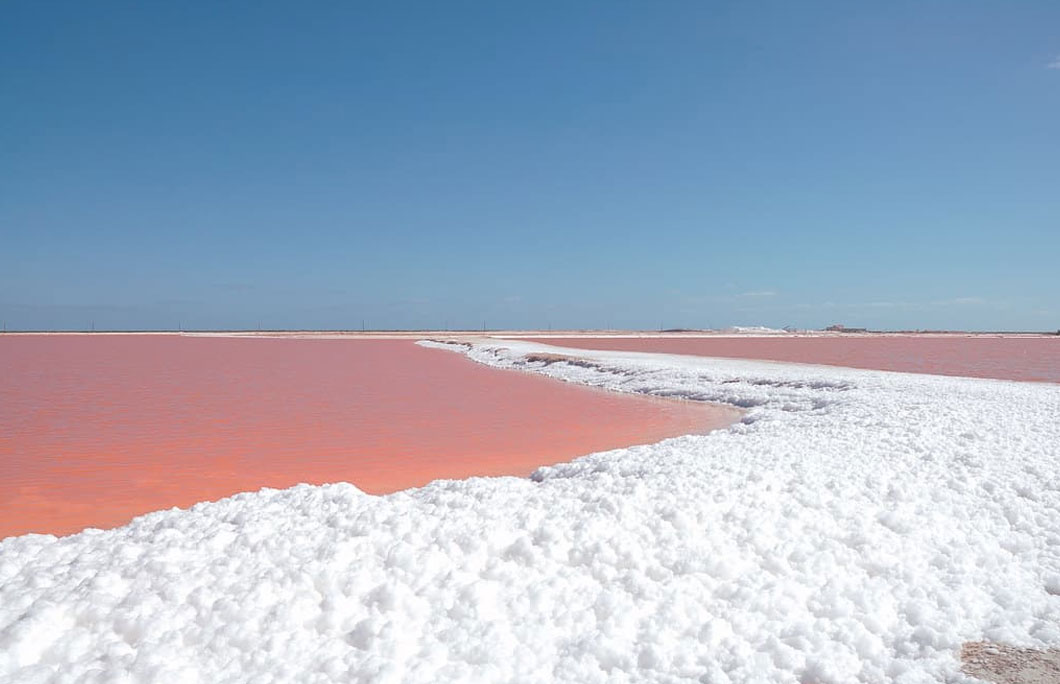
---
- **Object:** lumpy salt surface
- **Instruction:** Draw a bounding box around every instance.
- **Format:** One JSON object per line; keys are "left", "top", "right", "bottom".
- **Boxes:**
{"left": 1, "top": 339, "right": 1059, "bottom": 683}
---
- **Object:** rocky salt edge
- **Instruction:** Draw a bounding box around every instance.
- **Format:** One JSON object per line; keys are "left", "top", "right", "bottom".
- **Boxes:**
{"left": 2, "top": 340, "right": 1059, "bottom": 683}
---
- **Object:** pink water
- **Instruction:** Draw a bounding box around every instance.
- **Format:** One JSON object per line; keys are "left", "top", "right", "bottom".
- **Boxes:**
{"left": 517, "top": 335, "right": 1060, "bottom": 384}
{"left": 0, "top": 335, "right": 737, "bottom": 538}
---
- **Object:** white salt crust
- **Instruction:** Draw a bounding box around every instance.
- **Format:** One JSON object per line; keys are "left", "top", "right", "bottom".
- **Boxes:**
{"left": 2, "top": 340, "right": 1059, "bottom": 683}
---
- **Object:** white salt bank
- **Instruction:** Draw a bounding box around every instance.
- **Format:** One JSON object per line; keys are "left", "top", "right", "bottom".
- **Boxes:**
{"left": 2, "top": 339, "right": 1059, "bottom": 683}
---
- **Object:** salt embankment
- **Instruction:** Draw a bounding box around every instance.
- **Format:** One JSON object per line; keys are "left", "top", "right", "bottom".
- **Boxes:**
{"left": 2, "top": 339, "right": 1059, "bottom": 682}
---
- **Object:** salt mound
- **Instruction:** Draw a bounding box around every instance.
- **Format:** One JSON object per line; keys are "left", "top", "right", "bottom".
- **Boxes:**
{"left": 721, "top": 326, "right": 788, "bottom": 334}
{"left": 2, "top": 340, "right": 1058, "bottom": 683}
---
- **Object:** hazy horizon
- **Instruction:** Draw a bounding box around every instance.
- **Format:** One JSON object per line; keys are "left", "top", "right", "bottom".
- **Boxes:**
{"left": 2, "top": 325, "right": 1058, "bottom": 334}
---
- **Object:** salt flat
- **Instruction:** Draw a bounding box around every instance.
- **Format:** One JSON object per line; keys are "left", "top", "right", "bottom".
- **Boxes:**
{"left": 2, "top": 339, "right": 1058, "bottom": 683}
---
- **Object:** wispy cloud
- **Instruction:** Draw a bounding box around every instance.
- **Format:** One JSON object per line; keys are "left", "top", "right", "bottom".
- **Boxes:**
{"left": 739, "top": 290, "right": 777, "bottom": 298}
{"left": 1048, "top": 55, "right": 1060, "bottom": 70}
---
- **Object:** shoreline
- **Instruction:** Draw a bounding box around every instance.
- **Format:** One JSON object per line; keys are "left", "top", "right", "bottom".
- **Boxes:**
{"left": 506, "top": 334, "right": 1060, "bottom": 385}
{"left": 3, "top": 338, "right": 1059, "bottom": 681}
{"left": 1, "top": 328, "right": 1057, "bottom": 338}
{"left": 0, "top": 335, "right": 740, "bottom": 539}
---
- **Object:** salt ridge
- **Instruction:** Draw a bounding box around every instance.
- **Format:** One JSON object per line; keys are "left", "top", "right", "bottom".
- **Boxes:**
{"left": 1, "top": 340, "right": 1058, "bottom": 683}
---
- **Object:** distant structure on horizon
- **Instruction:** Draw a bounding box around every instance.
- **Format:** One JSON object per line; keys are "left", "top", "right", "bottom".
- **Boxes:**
{"left": 824, "top": 324, "right": 868, "bottom": 333}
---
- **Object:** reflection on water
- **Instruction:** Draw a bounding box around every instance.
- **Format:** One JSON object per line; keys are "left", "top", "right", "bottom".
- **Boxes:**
{"left": 0, "top": 335, "right": 736, "bottom": 538}
{"left": 524, "top": 336, "right": 1060, "bottom": 384}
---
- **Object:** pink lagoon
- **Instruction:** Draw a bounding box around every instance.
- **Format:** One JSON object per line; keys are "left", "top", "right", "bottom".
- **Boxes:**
{"left": 516, "top": 334, "right": 1060, "bottom": 384}
{"left": 0, "top": 334, "right": 736, "bottom": 538}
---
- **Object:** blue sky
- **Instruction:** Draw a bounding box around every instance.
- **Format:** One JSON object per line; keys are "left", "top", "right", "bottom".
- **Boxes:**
{"left": 2, "top": 1, "right": 1058, "bottom": 331}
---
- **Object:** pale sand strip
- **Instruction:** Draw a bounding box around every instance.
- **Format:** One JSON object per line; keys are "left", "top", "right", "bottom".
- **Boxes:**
{"left": 962, "top": 642, "right": 1060, "bottom": 684}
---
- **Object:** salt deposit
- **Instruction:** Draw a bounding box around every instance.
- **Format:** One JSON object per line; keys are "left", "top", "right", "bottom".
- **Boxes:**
{"left": 721, "top": 326, "right": 788, "bottom": 334}
{"left": 2, "top": 339, "right": 1058, "bottom": 683}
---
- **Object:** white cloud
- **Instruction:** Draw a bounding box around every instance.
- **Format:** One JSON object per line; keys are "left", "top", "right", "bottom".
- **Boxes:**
{"left": 739, "top": 290, "right": 777, "bottom": 298}
{"left": 1048, "top": 55, "right": 1060, "bottom": 70}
